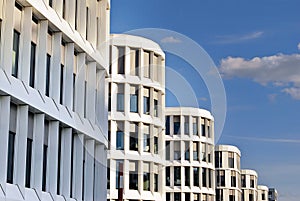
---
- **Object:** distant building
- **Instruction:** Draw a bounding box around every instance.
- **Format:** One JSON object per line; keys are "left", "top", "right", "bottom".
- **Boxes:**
{"left": 268, "top": 188, "right": 278, "bottom": 201}
{"left": 0, "top": 0, "right": 110, "bottom": 201}
{"left": 165, "top": 107, "right": 215, "bottom": 201}
{"left": 107, "top": 34, "right": 166, "bottom": 201}
{"left": 241, "top": 169, "right": 258, "bottom": 201}
{"left": 215, "top": 145, "right": 242, "bottom": 201}
{"left": 257, "top": 185, "right": 269, "bottom": 201}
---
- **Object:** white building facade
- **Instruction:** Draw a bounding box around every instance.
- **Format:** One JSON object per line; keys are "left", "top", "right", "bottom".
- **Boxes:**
{"left": 257, "top": 185, "right": 268, "bottom": 201}
{"left": 268, "top": 188, "right": 278, "bottom": 201}
{"left": 241, "top": 169, "right": 258, "bottom": 201}
{"left": 215, "top": 145, "right": 242, "bottom": 201}
{"left": 107, "top": 34, "right": 166, "bottom": 201}
{"left": 0, "top": 0, "right": 110, "bottom": 201}
{"left": 165, "top": 107, "right": 215, "bottom": 201}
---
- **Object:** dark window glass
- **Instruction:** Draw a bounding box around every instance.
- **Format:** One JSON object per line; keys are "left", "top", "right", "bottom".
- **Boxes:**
{"left": 154, "top": 99, "right": 158, "bottom": 117}
{"left": 174, "top": 166, "right": 181, "bottom": 186}
{"left": 25, "top": 138, "right": 33, "bottom": 187}
{"left": 130, "top": 94, "right": 138, "bottom": 113}
{"left": 108, "top": 83, "right": 111, "bottom": 112}
{"left": 166, "top": 193, "right": 171, "bottom": 200}
{"left": 118, "top": 47, "right": 125, "bottom": 74}
{"left": 49, "top": 0, "right": 53, "bottom": 7}
{"left": 42, "top": 144, "right": 48, "bottom": 191}
{"left": 7, "top": 132, "right": 15, "bottom": 183}
{"left": 165, "top": 141, "right": 170, "bottom": 160}
{"left": 193, "top": 167, "right": 199, "bottom": 186}
{"left": 154, "top": 136, "right": 158, "bottom": 154}
{"left": 143, "top": 172, "right": 150, "bottom": 191}
{"left": 117, "top": 93, "right": 124, "bottom": 112}
{"left": 174, "top": 192, "right": 181, "bottom": 201}
{"left": 185, "top": 167, "right": 190, "bottom": 186}
{"left": 45, "top": 54, "right": 51, "bottom": 96}
{"left": 185, "top": 193, "right": 190, "bottom": 201}
{"left": 166, "top": 166, "right": 170, "bottom": 186}
{"left": 29, "top": 42, "right": 36, "bottom": 87}
{"left": 202, "top": 168, "right": 207, "bottom": 187}
{"left": 143, "top": 134, "right": 150, "bottom": 152}
{"left": 154, "top": 173, "right": 158, "bottom": 192}
{"left": 165, "top": 116, "right": 170, "bottom": 135}
{"left": 215, "top": 151, "right": 222, "bottom": 168}
{"left": 129, "top": 131, "right": 138, "bottom": 151}
{"left": 241, "top": 175, "right": 246, "bottom": 187}
{"left": 201, "top": 124, "right": 206, "bottom": 136}
{"left": 115, "top": 160, "right": 123, "bottom": 189}
{"left": 143, "top": 96, "right": 150, "bottom": 114}
{"left": 216, "top": 189, "right": 223, "bottom": 201}
{"left": 12, "top": 30, "right": 20, "bottom": 77}
{"left": 228, "top": 152, "right": 234, "bottom": 168}
{"left": 129, "top": 171, "right": 138, "bottom": 190}
{"left": 60, "top": 64, "right": 64, "bottom": 104}
{"left": 174, "top": 122, "right": 180, "bottom": 135}
{"left": 116, "top": 131, "right": 124, "bottom": 150}
{"left": 185, "top": 142, "right": 190, "bottom": 161}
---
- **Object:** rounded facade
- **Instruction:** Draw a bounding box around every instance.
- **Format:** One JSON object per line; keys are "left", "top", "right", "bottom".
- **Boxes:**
{"left": 257, "top": 185, "right": 268, "bottom": 201}
{"left": 165, "top": 107, "right": 215, "bottom": 201}
{"left": 241, "top": 169, "right": 258, "bottom": 201}
{"left": 107, "top": 34, "right": 166, "bottom": 201}
{"left": 215, "top": 145, "right": 242, "bottom": 201}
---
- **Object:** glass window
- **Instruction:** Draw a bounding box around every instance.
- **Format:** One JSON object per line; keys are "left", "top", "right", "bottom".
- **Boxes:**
{"left": 143, "top": 124, "right": 150, "bottom": 152}
{"left": 201, "top": 143, "right": 206, "bottom": 162}
{"left": 185, "top": 167, "right": 190, "bottom": 186}
{"left": 193, "top": 142, "right": 199, "bottom": 161}
{"left": 165, "top": 141, "right": 170, "bottom": 160}
{"left": 217, "top": 170, "right": 225, "bottom": 187}
{"left": 130, "top": 49, "right": 139, "bottom": 76}
{"left": 166, "top": 166, "right": 170, "bottom": 186}
{"left": 192, "top": 117, "right": 198, "bottom": 135}
{"left": 231, "top": 171, "right": 237, "bottom": 187}
{"left": 216, "top": 189, "right": 223, "bottom": 201}
{"left": 129, "top": 161, "right": 138, "bottom": 190}
{"left": 153, "top": 54, "right": 159, "bottom": 81}
{"left": 229, "top": 190, "right": 235, "bottom": 201}
{"left": 117, "top": 84, "right": 124, "bottom": 112}
{"left": 25, "top": 112, "right": 34, "bottom": 188}
{"left": 166, "top": 193, "right": 171, "bottom": 200}
{"left": 143, "top": 87, "right": 150, "bottom": 114}
{"left": 108, "top": 83, "right": 111, "bottom": 111}
{"left": 12, "top": 30, "right": 20, "bottom": 77}
{"left": 130, "top": 85, "right": 138, "bottom": 113}
{"left": 241, "top": 175, "right": 246, "bottom": 187}
{"left": 193, "top": 167, "right": 199, "bottom": 186}
{"left": 165, "top": 116, "right": 170, "bottom": 135}
{"left": 29, "top": 42, "right": 36, "bottom": 87}
{"left": 185, "top": 193, "right": 190, "bottom": 201}
{"left": 143, "top": 51, "right": 150, "bottom": 78}
{"left": 250, "top": 176, "right": 255, "bottom": 188}
{"left": 116, "top": 122, "right": 124, "bottom": 150}
{"left": 173, "top": 116, "right": 180, "bottom": 135}
{"left": 228, "top": 152, "right": 234, "bottom": 168}
{"left": 153, "top": 127, "right": 159, "bottom": 154}
{"left": 174, "top": 141, "right": 181, "bottom": 160}
{"left": 42, "top": 120, "right": 49, "bottom": 191}
{"left": 174, "top": 166, "right": 181, "bottom": 186}
{"left": 129, "top": 123, "right": 138, "bottom": 151}
{"left": 143, "top": 163, "right": 150, "bottom": 191}
{"left": 174, "top": 192, "right": 181, "bottom": 201}
{"left": 116, "top": 160, "right": 123, "bottom": 189}
{"left": 215, "top": 151, "right": 222, "bottom": 168}
{"left": 184, "top": 141, "right": 190, "bottom": 161}
{"left": 202, "top": 168, "right": 207, "bottom": 187}
{"left": 60, "top": 64, "right": 64, "bottom": 104}
{"left": 184, "top": 116, "right": 189, "bottom": 134}
{"left": 7, "top": 104, "right": 17, "bottom": 184}
{"left": 45, "top": 54, "right": 51, "bottom": 96}
{"left": 154, "top": 90, "right": 159, "bottom": 117}
{"left": 154, "top": 173, "right": 158, "bottom": 192}
{"left": 118, "top": 47, "right": 125, "bottom": 74}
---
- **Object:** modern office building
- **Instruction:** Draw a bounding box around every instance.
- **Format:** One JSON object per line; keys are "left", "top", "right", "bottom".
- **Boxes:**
{"left": 0, "top": 0, "right": 110, "bottom": 201}
{"left": 107, "top": 34, "right": 166, "bottom": 201}
{"left": 268, "top": 188, "right": 278, "bottom": 201}
{"left": 215, "top": 145, "right": 242, "bottom": 201}
{"left": 241, "top": 169, "right": 258, "bottom": 201}
{"left": 257, "top": 185, "right": 268, "bottom": 201}
{"left": 164, "top": 107, "right": 215, "bottom": 201}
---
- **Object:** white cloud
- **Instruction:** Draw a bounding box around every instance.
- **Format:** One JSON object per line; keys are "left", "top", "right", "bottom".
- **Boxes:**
{"left": 225, "top": 134, "right": 300, "bottom": 144}
{"left": 215, "top": 31, "right": 264, "bottom": 44}
{"left": 219, "top": 51, "right": 300, "bottom": 100}
{"left": 161, "top": 36, "right": 181, "bottom": 44}
{"left": 282, "top": 87, "right": 300, "bottom": 100}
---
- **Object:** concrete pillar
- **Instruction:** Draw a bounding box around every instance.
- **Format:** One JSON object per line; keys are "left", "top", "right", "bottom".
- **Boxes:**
{"left": 86, "top": 62, "right": 96, "bottom": 122}
{"left": 18, "top": 7, "right": 32, "bottom": 83}
{"left": 31, "top": 113, "right": 45, "bottom": 194}
{"left": 63, "top": 43, "right": 74, "bottom": 108}
{"left": 59, "top": 128, "right": 72, "bottom": 197}
{"left": 84, "top": 139, "right": 95, "bottom": 201}
{"left": 14, "top": 105, "right": 28, "bottom": 196}
{"left": 0, "top": 0, "right": 15, "bottom": 74}
{"left": 94, "top": 144, "right": 107, "bottom": 201}
{"left": 0, "top": 96, "right": 10, "bottom": 193}
{"left": 72, "top": 133, "right": 84, "bottom": 200}
{"left": 74, "top": 53, "right": 86, "bottom": 116}
{"left": 35, "top": 20, "right": 48, "bottom": 93}
{"left": 46, "top": 121, "right": 59, "bottom": 195}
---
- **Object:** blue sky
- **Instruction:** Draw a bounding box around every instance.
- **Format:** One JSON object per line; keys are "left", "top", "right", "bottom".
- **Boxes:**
{"left": 111, "top": 0, "right": 300, "bottom": 200}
